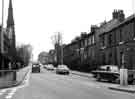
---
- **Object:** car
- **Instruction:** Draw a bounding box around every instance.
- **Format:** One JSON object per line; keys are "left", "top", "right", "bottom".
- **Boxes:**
{"left": 92, "top": 65, "right": 120, "bottom": 83}
{"left": 56, "top": 65, "right": 70, "bottom": 75}
{"left": 92, "top": 65, "right": 135, "bottom": 84}
{"left": 46, "top": 64, "right": 54, "bottom": 70}
{"left": 32, "top": 64, "right": 40, "bottom": 73}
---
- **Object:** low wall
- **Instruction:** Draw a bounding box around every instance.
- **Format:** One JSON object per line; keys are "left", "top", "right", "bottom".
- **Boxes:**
{"left": 0, "top": 66, "right": 31, "bottom": 89}
{"left": 16, "top": 66, "right": 30, "bottom": 84}
{"left": 0, "top": 72, "right": 15, "bottom": 88}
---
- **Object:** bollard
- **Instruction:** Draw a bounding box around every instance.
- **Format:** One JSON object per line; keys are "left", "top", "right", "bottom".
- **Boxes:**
{"left": 120, "top": 68, "right": 128, "bottom": 86}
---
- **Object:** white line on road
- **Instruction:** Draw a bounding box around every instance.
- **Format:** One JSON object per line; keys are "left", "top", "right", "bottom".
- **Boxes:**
{"left": 0, "top": 89, "right": 7, "bottom": 95}
{"left": 4, "top": 70, "right": 31, "bottom": 99}
{"left": 5, "top": 88, "right": 18, "bottom": 99}
{"left": 0, "top": 69, "right": 31, "bottom": 99}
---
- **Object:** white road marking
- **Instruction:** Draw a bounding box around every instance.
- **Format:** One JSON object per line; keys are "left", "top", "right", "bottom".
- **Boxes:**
{"left": 0, "top": 89, "right": 7, "bottom": 95}
{"left": 5, "top": 88, "right": 18, "bottom": 99}
{"left": 0, "top": 89, "right": 7, "bottom": 93}
{"left": 4, "top": 70, "right": 31, "bottom": 99}
{"left": 0, "top": 69, "right": 31, "bottom": 99}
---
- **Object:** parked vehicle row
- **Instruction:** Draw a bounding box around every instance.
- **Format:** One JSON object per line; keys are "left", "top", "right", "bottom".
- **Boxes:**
{"left": 44, "top": 64, "right": 55, "bottom": 71}
{"left": 43, "top": 64, "right": 70, "bottom": 75}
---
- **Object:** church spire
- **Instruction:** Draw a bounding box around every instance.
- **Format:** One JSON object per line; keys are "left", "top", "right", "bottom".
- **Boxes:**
{"left": 7, "top": 0, "right": 14, "bottom": 28}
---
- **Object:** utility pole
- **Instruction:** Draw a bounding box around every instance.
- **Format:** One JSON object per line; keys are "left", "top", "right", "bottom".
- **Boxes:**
{"left": 51, "top": 32, "right": 63, "bottom": 65}
{"left": 1, "top": 0, "right": 4, "bottom": 53}
{"left": 60, "top": 33, "right": 63, "bottom": 65}
{"left": 1, "top": 0, "right": 4, "bottom": 71}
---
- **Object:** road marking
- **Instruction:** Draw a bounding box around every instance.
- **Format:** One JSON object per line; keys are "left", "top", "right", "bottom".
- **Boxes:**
{"left": 0, "top": 89, "right": 7, "bottom": 95}
{"left": 0, "top": 69, "right": 31, "bottom": 99}
{"left": 5, "top": 88, "right": 18, "bottom": 99}
{"left": 0, "top": 89, "right": 7, "bottom": 93}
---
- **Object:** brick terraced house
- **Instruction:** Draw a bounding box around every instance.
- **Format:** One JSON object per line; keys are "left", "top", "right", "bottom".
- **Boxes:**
{"left": 63, "top": 10, "right": 135, "bottom": 71}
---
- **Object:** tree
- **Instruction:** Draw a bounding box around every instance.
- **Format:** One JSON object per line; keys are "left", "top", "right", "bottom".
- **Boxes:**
{"left": 51, "top": 32, "right": 63, "bottom": 65}
{"left": 38, "top": 51, "right": 48, "bottom": 65}
{"left": 16, "top": 44, "right": 33, "bottom": 66}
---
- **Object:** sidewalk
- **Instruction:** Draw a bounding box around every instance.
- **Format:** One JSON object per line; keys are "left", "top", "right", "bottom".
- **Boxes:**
{"left": 71, "top": 70, "right": 93, "bottom": 78}
{"left": 109, "top": 85, "right": 135, "bottom": 93}
{"left": 71, "top": 70, "right": 135, "bottom": 93}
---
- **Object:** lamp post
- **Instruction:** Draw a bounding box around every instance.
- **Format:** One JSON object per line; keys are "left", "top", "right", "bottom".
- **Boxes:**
{"left": 1, "top": 0, "right": 4, "bottom": 71}
{"left": 1, "top": 0, "right": 4, "bottom": 53}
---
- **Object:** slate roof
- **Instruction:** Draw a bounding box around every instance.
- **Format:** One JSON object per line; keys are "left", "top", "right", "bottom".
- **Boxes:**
{"left": 98, "top": 13, "right": 135, "bottom": 35}
{"left": 98, "top": 19, "right": 120, "bottom": 34}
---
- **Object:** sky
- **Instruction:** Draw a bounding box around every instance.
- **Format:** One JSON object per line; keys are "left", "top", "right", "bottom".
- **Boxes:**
{"left": 0, "top": 0, "right": 134, "bottom": 61}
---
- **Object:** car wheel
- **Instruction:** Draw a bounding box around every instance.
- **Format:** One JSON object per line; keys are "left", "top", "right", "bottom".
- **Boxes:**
{"left": 115, "top": 78, "right": 120, "bottom": 84}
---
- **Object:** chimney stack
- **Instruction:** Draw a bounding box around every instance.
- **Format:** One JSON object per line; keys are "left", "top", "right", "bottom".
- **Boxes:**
{"left": 112, "top": 9, "right": 125, "bottom": 22}
{"left": 91, "top": 25, "right": 98, "bottom": 33}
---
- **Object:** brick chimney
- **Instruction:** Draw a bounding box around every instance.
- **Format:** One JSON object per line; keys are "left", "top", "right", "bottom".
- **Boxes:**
{"left": 91, "top": 25, "right": 99, "bottom": 33}
{"left": 112, "top": 9, "right": 125, "bottom": 22}
{"left": 113, "top": 9, "right": 119, "bottom": 19}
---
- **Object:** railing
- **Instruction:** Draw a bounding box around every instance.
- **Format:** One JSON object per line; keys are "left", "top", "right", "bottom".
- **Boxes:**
{"left": 0, "top": 66, "right": 31, "bottom": 89}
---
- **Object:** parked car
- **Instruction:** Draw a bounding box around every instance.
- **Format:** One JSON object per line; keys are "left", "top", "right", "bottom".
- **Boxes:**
{"left": 92, "top": 65, "right": 120, "bottom": 83}
{"left": 46, "top": 64, "right": 54, "bottom": 70}
{"left": 32, "top": 64, "right": 40, "bottom": 73}
{"left": 92, "top": 65, "right": 135, "bottom": 84}
{"left": 56, "top": 65, "right": 70, "bottom": 75}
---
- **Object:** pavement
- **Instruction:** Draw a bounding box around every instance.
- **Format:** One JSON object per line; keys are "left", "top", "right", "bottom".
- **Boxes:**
{"left": 71, "top": 70, "right": 135, "bottom": 93}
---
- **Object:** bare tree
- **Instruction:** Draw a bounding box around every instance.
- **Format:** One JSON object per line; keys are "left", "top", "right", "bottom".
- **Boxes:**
{"left": 51, "top": 32, "right": 63, "bottom": 65}
{"left": 16, "top": 44, "right": 33, "bottom": 67}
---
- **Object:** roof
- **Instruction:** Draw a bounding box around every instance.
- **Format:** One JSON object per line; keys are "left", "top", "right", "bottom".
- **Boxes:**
{"left": 98, "top": 19, "right": 120, "bottom": 34}
{"left": 99, "top": 13, "right": 135, "bottom": 35}
{"left": 113, "top": 14, "right": 135, "bottom": 29}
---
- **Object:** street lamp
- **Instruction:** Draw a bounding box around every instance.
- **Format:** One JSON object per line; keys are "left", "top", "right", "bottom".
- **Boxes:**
{"left": 0, "top": 0, "right": 4, "bottom": 71}
{"left": 1, "top": 0, "right": 4, "bottom": 53}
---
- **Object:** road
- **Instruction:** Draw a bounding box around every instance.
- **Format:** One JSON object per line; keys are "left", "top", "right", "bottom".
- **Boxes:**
{"left": 0, "top": 68, "right": 135, "bottom": 99}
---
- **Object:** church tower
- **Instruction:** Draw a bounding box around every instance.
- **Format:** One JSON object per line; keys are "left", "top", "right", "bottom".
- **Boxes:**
{"left": 7, "top": 0, "right": 16, "bottom": 49}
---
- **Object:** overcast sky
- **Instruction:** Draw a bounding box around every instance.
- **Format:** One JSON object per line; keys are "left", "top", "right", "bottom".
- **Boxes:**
{"left": 0, "top": 0, "right": 134, "bottom": 60}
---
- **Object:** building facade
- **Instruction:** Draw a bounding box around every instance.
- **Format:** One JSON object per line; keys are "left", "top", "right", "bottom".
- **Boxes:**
{"left": 63, "top": 10, "right": 135, "bottom": 71}
{"left": 100, "top": 12, "right": 135, "bottom": 69}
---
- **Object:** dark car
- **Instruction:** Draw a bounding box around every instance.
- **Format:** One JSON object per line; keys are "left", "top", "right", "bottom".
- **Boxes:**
{"left": 32, "top": 64, "right": 40, "bottom": 73}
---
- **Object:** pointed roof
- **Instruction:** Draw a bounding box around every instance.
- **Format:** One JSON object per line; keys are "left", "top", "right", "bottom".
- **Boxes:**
{"left": 7, "top": 0, "right": 14, "bottom": 27}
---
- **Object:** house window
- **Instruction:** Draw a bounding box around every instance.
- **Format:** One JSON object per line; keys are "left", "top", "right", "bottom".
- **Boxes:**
{"left": 102, "top": 53, "right": 106, "bottom": 64}
{"left": 88, "top": 37, "right": 91, "bottom": 45}
{"left": 85, "top": 39, "right": 87, "bottom": 46}
{"left": 108, "top": 34, "right": 112, "bottom": 45}
{"left": 120, "top": 52, "right": 123, "bottom": 66}
{"left": 108, "top": 52, "right": 112, "bottom": 64}
{"left": 119, "top": 29, "right": 122, "bottom": 42}
{"left": 92, "top": 35, "right": 95, "bottom": 44}
{"left": 101, "top": 36, "right": 105, "bottom": 46}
